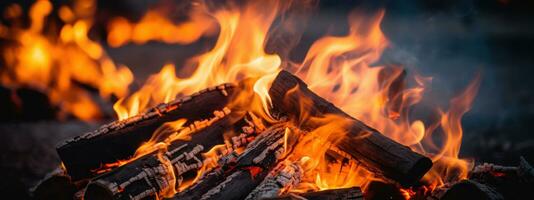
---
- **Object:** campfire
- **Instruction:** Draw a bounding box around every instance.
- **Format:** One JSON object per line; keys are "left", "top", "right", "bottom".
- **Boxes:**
{"left": 1, "top": 0, "right": 533, "bottom": 200}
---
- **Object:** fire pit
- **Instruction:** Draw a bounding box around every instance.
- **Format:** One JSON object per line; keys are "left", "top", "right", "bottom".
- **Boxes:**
{"left": 1, "top": 0, "right": 533, "bottom": 200}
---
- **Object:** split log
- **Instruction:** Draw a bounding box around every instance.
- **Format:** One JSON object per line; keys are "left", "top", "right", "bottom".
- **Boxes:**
{"left": 269, "top": 187, "right": 364, "bottom": 200}
{"left": 84, "top": 108, "right": 242, "bottom": 200}
{"left": 175, "top": 124, "right": 301, "bottom": 200}
{"left": 268, "top": 70, "right": 432, "bottom": 187}
{"left": 57, "top": 83, "right": 237, "bottom": 180}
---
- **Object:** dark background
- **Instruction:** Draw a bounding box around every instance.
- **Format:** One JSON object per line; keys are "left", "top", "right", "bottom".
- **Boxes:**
{"left": 1, "top": 0, "right": 533, "bottom": 199}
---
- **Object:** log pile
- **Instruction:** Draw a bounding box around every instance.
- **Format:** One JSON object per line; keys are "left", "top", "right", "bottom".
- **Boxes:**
{"left": 32, "top": 70, "right": 534, "bottom": 200}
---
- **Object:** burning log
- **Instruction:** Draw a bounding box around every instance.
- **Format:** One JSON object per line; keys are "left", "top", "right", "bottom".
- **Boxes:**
{"left": 174, "top": 124, "right": 301, "bottom": 200}
{"left": 268, "top": 70, "right": 433, "bottom": 187}
{"left": 57, "top": 83, "right": 237, "bottom": 180}
{"left": 83, "top": 108, "right": 242, "bottom": 200}
{"left": 269, "top": 187, "right": 364, "bottom": 200}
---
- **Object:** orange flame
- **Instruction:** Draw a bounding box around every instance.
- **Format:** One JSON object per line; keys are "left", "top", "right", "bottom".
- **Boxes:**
{"left": 1, "top": 0, "right": 133, "bottom": 120}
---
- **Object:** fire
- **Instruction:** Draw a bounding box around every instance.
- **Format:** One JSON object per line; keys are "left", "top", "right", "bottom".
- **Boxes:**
{"left": 1, "top": 0, "right": 482, "bottom": 198}
{"left": 0, "top": 0, "right": 133, "bottom": 120}
{"left": 106, "top": 0, "right": 480, "bottom": 195}
{"left": 113, "top": 0, "right": 282, "bottom": 120}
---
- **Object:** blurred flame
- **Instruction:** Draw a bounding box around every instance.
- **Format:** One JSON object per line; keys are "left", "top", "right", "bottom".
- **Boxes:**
{"left": 107, "top": 6, "right": 217, "bottom": 47}
{"left": 1, "top": 0, "right": 133, "bottom": 120}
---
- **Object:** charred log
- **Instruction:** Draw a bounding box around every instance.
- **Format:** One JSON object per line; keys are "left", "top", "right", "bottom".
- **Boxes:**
{"left": 268, "top": 70, "right": 432, "bottom": 187}
{"left": 31, "top": 167, "right": 77, "bottom": 200}
{"left": 84, "top": 108, "right": 242, "bottom": 200}
{"left": 437, "top": 180, "right": 504, "bottom": 200}
{"left": 57, "top": 83, "right": 237, "bottom": 180}
{"left": 270, "top": 187, "right": 364, "bottom": 200}
{"left": 467, "top": 157, "right": 534, "bottom": 199}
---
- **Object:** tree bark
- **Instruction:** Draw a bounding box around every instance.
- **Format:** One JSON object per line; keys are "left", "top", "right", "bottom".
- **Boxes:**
{"left": 268, "top": 70, "right": 432, "bottom": 187}
{"left": 57, "top": 83, "right": 237, "bottom": 180}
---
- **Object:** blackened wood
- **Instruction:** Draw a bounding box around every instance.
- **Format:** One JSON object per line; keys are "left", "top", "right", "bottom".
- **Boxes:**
{"left": 269, "top": 187, "right": 363, "bottom": 200}
{"left": 467, "top": 157, "right": 534, "bottom": 199}
{"left": 268, "top": 70, "right": 432, "bottom": 187}
{"left": 83, "top": 110, "right": 241, "bottom": 200}
{"left": 439, "top": 180, "right": 504, "bottom": 200}
{"left": 57, "top": 83, "right": 237, "bottom": 180}
{"left": 31, "top": 167, "right": 77, "bottom": 200}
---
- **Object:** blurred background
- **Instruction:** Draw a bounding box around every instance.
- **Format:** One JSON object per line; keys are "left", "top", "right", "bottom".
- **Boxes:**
{"left": 0, "top": 0, "right": 533, "bottom": 199}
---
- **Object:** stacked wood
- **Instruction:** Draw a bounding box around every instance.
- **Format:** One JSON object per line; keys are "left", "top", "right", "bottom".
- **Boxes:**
{"left": 57, "top": 83, "right": 238, "bottom": 180}
{"left": 174, "top": 124, "right": 302, "bottom": 200}
{"left": 268, "top": 70, "right": 432, "bottom": 187}
{"left": 84, "top": 108, "right": 242, "bottom": 200}
{"left": 270, "top": 187, "right": 364, "bottom": 200}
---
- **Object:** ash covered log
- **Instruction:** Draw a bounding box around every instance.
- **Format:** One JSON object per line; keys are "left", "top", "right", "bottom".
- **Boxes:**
{"left": 174, "top": 124, "right": 301, "bottom": 200}
{"left": 270, "top": 187, "right": 363, "bottom": 200}
{"left": 84, "top": 108, "right": 242, "bottom": 200}
{"left": 57, "top": 83, "right": 237, "bottom": 180}
{"left": 268, "top": 70, "right": 432, "bottom": 187}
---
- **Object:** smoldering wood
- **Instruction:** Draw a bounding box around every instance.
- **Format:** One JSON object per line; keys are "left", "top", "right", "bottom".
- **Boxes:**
{"left": 83, "top": 109, "right": 242, "bottom": 200}
{"left": 268, "top": 70, "right": 433, "bottom": 187}
{"left": 173, "top": 124, "right": 300, "bottom": 200}
{"left": 437, "top": 180, "right": 504, "bottom": 200}
{"left": 57, "top": 83, "right": 237, "bottom": 181}
{"left": 244, "top": 160, "right": 303, "bottom": 200}
{"left": 268, "top": 187, "right": 364, "bottom": 200}
{"left": 466, "top": 157, "right": 534, "bottom": 199}
{"left": 170, "top": 119, "right": 268, "bottom": 200}
{"left": 171, "top": 152, "right": 240, "bottom": 200}
{"left": 199, "top": 125, "right": 300, "bottom": 200}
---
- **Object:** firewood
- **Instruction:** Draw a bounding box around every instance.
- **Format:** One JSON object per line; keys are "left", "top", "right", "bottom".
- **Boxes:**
{"left": 269, "top": 187, "right": 364, "bottom": 200}
{"left": 174, "top": 124, "right": 301, "bottom": 200}
{"left": 467, "top": 157, "right": 534, "bottom": 199}
{"left": 436, "top": 180, "right": 504, "bottom": 200}
{"left": 268, "top": 70, "right": 433, "bottom": 187}
{"left": 83, "top": 108, "right": 242, "bottom": 200}
{"left": 31, "top": 167, "right": 77, "bottom": 200}
{"left": 57, "top": 83, "right": 237, "bottom": 180}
